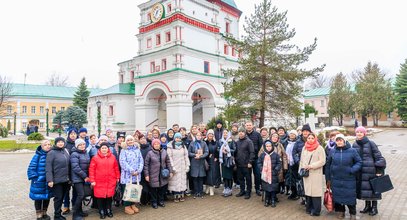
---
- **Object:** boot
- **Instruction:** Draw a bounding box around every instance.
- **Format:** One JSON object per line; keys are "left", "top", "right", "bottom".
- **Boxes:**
{"left": 36, "top": 210, "right": 42, "bottom": 220}
{"left": 236, "top": 191, "right": 245, "bottom": 197}
{"left": 369, "top": 201, "right": 378, "bottom": 216}
{"left": 209, "top": 186, "right": 214, "bottom": 196}
{"left": 62, "top": 207, "right": 70, "bottom": 215}
{"left": 106, "top": 209, "right": 113, "bottom": 218}
{"left": 280, "top": 185, "right": 285, "bottom": 194}
{"left": 350, "top": 215, "right": 357, "bottom": 220}
{"left": 271, "top": 199, "right": 276, "bottom": 208}
{"left": 174, "top": 194, "right": 179, "bottom": 203}
{"left": 360, "top": 201, "right": 371, "bottom": 214}
{"left": 337, "top": 212, "right": 345, "bottom": 219}
{"left": 42, "top": 210, "right": 51, "bottom": 220}
{"left": 124, "top": 206, "right": 135, "bottom": 215}
{"left": 264, "top": 199, "right": 270, "bottom": 207}
{"left": 72, "top": 214, "right": 83, "bottom": 220}
{"left": 54, "top": 213, "right": 67, "bottom": 220}
{"left": 99, "top": 210, "right": 106, "bottom": 219}
{"left": 130, "top": 204, "right": 139, "bottom": 213}
{"left": 179, "top": 194, "right": 185, "bottom": 202}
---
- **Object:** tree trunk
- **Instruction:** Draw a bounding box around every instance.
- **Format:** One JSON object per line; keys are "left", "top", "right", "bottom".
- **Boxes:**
{"left": 339, "top": 114, "right": 343, "bottom": 126}
{"left": 259, "top": 72, "right": 267, "bottom": 128}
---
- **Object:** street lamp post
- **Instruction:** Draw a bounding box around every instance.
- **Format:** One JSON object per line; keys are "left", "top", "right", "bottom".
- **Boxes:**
{"left": 96, "top": 100, "right": 101, "bottom": 137}
{"left": 58, "top": 113, "right": 62, "bottom": 137}
{"left": 13, "top": 112, "right": 17, "bottom": 135}
{"left": 45, "top": 108, "right": 49, "bottom": 137}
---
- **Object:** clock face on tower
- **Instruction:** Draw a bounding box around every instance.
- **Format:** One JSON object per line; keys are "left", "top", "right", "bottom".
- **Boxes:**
{"left": 150, "top": 3, "right": 165, "bottom": 23}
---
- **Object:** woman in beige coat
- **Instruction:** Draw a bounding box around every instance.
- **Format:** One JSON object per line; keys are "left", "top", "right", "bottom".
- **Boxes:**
{"left": 167, "top": 133, "right": 190, "bottom": 202}
{"left": 299, "top": 133, "right": 326, "bottom": 217}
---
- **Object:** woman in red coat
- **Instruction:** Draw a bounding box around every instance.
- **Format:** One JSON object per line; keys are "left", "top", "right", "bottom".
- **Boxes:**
{"left": 89, "top": 142, "right": 120, "bottom": 219}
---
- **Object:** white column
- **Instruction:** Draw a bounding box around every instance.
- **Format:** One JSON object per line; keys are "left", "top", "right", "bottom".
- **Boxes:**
{"left": 202, "top": 103, "right": 216, "bottom": 124}
{"left": 166, "top": 99, "right": 193, "bottom": 129}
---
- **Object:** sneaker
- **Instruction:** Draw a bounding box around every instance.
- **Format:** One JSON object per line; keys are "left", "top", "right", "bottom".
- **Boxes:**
{"left": 236, "top": 191, "right": 245, "bottom": 197}
{"left": 244, "top": 193, "right": 251, "bottom": 199}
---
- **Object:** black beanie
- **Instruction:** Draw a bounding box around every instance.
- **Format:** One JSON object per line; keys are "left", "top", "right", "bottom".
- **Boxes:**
{"left": 302, "top": 124, "right": 312, "bottom": 132}
{"left": 54, "top": 137, "right": 66, "bottom": 145}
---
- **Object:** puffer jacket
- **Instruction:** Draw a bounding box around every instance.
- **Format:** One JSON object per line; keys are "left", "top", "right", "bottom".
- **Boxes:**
{"left": 27, "top": 146, "right": 52, "bottom": 200}
{"left": 325, "top": 142, "right": 362, "bottom": 205}
{"left": 144, "top": 148, "right": 173, "bottom": 188}
{"left": 293, "top": 135, "right": 306, "bottom": 165}
{"left": 70, "top": 147, "right": 90, "bottom": 184}
{"left": 258, "top": 148, "right": 281, "bottom": 192}
{"left": 352, "top": 137, "right": 386, "bottom": 200}
{"left": 89, "top": 149, "right": 120, "bottom": 198}
{"left": 119, "top": 145, "right": 144, "bottom": 184}
{"left": 235, "top": 136, "right": 254, "bottom": 168}
{"left": 46, "top": 146, "right": 70, "bottom": 184}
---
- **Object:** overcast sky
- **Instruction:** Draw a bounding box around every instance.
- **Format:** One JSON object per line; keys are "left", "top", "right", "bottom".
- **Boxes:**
{"left": 1, "top": 0, "right": 406, "bottom": 88}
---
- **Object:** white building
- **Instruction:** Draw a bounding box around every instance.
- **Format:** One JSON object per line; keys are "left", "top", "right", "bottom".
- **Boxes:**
{"left": 88, "top": 0, "right": 241, "bottom": 132}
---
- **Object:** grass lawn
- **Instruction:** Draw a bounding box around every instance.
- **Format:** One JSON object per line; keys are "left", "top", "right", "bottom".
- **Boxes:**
{"left": 0, "top": 140, "right": 39, "bottom": 152}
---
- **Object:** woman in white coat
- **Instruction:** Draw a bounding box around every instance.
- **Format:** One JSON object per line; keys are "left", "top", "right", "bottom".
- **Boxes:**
{"left": 167, "top": 133, "right": 190, "bottom": 202}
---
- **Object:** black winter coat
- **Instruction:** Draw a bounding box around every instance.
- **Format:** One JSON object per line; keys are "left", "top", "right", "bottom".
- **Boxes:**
{"left": 293, "top": 135, "right": 306, "bottom": 165}
{"left": 188, "top": 140, "right": 209, "bottom": 177}
{"left": 214, "top": 128, "right": 224, "bottom": 143}
{"left": 205, "top": 139, "right": 221, "bottom": 186}
{"left": 258, "top": 150, "right": 281, "bottom": 192}
{"left": 65, "top": 138, "right": 76, "bottom": 154}
{"left": 352, "top": 137, "right": 386, "bottom": 200}
{"left": 235, "top": 136, "right": 255, "bottom": 168}
{"left": 46, "top": 146, "right": 70, "bottom": 184}
{"left": 279, "top": 133, "right": 288, "bottom": 149}
{"left": 246, "top": 130, "right": 262, "bottom": 159}
{"left": 70, "top": 147, "right": 90, "bottom": 184}
{"left": 325, "top": 142, "right": 362, "bottom": 205}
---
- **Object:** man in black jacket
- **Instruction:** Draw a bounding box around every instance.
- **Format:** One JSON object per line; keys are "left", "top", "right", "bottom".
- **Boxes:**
{"left": 245, "top": 121, "right": 263, "bottom": 196}
{"left": 235, "top": 127, "right": 255, "bottom": 199}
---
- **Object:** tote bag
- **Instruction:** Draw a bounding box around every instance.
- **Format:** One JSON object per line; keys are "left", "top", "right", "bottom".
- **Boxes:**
{"left": 324, "top": 188, "right": 334, "bottom": 212}
{"left": 122, "top": 182, "right": 143, "bottom": 203}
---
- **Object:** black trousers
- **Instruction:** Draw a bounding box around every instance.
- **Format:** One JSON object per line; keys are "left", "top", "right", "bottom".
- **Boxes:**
{"left": 224, "top": 179, "right": 233, "bottom": 189}
{"left": 193, "top": 177, "right": 204, "bottom": 195}
{"left": 335, "top": 203, "right": 356, "bottom": 215}
{"left": 233, "top": 169, "right": 239, "bottom": 185}
{"left": 34, "top": 200, "right": 50, "bottom": 211}
{"left": 73, "top": 183, "right": 85, "bottom": 215}
{"left": 305, "top": 196, "right": 322, "bottom": 214}
{"left": 264, "top": 191, "right": 277, "bottom": 201}
{"left": 150, "top": 186, "right": 166, "bottom": 204}
{"left": 52, "top": 182, "right": 70, "bottom": 216}
{"left": 237, "top": 167, "right": 252, "bottom": 194}
{"left": 188, "top": 172, "right": 194, "bottom": 191}
{"left": 96, "top": 197, "right": 112, "bottom": 212}
{"left": 252, "top": 159, "right": 261, "bottom": 190}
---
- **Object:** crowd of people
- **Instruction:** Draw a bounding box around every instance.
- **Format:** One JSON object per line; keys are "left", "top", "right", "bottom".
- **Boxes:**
{"left": 27, "top": 121, "right": 387, "bottom": 220}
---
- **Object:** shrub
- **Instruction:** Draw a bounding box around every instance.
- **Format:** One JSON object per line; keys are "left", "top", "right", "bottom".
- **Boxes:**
{"left": 317, "top": 132, "right": 326, "bottom": 148}
{"left": 28, "top": 132, "right": 44, "bottom": 141}
{"left": 0, "top": 126, "right": 8, "bottom": 138}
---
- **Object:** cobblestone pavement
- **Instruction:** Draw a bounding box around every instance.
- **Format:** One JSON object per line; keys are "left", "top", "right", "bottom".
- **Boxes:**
{"left": 1, "top": 129, "right": 406, "bottom": 220}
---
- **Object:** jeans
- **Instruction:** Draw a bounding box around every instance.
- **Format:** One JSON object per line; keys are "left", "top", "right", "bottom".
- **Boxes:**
{"left": 305, "top": 196, "right": 322, "bottom": 215}
{"left": 252, "top": 159, "right": 261, "bottom": 191}
{"left": 52, "top": 182, "right": 70, "bottom": 217}
{"left": 335, "top": 203, "right": 356, "bottom": 215}
{"left": 73, "top": 183, "right": 85, "bottom": 215}
{"left": 63, "top": 185, "right": 77, "bottom": 208}
{"left": 193, "top": 177, "right": 204, "bottom": 195}
{"left": 34, "top": 200, "right": 50, "bottom": 211}
{"left": 237, "top": 167, "right": 252, "bottom": 194}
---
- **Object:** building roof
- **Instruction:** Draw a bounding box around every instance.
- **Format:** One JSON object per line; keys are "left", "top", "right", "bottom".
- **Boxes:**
{"left": 222, "top": 0, "right": 237, "bottom": 8}
{"left": 303, "top": 87, "right": 330, "bottom": 98}
{"left": 10, "top": 83, "right": 102, "bottom": 99}
{"left": 90, "top": 83, "right": 135, "bottom": 97}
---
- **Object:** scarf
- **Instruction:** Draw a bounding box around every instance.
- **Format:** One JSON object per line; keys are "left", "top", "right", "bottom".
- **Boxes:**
{"left": 261, "top": 151, "right": 273, "bottom": 184}
{"left": 194, "top": 140, "right": 202, "bottom": 151}
{"left": 219, "top": 132, "right": 232, "bottom": 164}
{"left": 286, "top": 140, "right": 296, "bottom": 166}
{"left": 174, "top": 141, "right": 183, "bottom": 150}
{"left": 305, "top": 139, "right": 319, "bottom": 152}
{"left": 356, "top": 136, "right": 369, "bottom": 145}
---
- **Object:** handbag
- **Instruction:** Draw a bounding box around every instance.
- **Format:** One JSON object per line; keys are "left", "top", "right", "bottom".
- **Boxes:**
{"left": 296, "top": 179, "right": 305, "bottom": 197}
{"left": 370, "top": 174, "right": 394, "bottom": 194}
{"left": 83, "top": 183, "right": 93, "bottom": 197}
{"left": 113, "top": 183, "right": 123, "bottom": 203}
{"left": 324, "top": 188, "right": 334, "bottom": 212}
{"left": 122, "top": 182, "right": 143, "bottom": 203}
{"left": 159, "top": 151, "right": 170, "bottom": 178}
{"left": 299, "top": 154, "right": 314, "bottom": 178}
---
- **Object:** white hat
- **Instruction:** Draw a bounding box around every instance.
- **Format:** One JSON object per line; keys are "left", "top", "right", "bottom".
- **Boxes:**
{"left": 75, "top": 139, "right": 86, "bottom": 148}
{"left": 289, "top": 130, "right": 297, "bottom": 136}
{"left": 335, "top": 134, "right": 346, "bottom": 141}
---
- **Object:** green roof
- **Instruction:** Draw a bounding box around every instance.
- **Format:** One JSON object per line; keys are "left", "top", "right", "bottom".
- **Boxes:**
{"left": 90, "top": 83, "right": 135, "bottom": 97}
{"left": 222, "top": 0, "right": 237, "bottom": 8}
{"left": 303, "top": 87, "right": 330, "bottom": 98}
{"left": 10, "top": 83, "right": 102, "bottom": 99}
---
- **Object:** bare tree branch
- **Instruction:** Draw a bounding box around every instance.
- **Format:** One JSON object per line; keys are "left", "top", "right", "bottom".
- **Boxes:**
{"left": 45, "top": 73, "right": 69, "bottom": 86}
{"left": 308, "top": 74, "right": 330, "bottom": 89}
{"left": 0, "top": 76, "right": 13, "bottom": 117}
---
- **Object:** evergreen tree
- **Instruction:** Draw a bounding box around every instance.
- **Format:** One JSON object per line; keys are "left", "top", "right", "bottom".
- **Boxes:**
{"left": 7, "top": 119, "right": 11, "bottom": 131}
{"left": 395, "top": 59, "right": 407, "bottom": 122}
{"left": 328, "top": 73, "right": 353, "bottom": 126}
{"left": 73, "top": 77, "right": 90, "bottom": 112}
{"left": 223, "top": 0, "right": 324, "bottom": 127}
{"left": 304, "top": 103, "right": 318, "bottom": 118}
{"left": 354, "top": 62, "right": 394, "bottom": 126}
{"left": 53, "top": 106, "right": 87, "bottom": 130}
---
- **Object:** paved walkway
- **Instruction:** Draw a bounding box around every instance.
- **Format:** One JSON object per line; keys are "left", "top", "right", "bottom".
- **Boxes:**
{"left": 1, "top": 129, "right": 406, "bottom": 219}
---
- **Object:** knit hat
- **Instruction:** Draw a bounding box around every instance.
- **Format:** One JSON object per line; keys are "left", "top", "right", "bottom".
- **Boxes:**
{"left": 152, "top": 139, "right": 160, "bottom": 147}
{"left": 232, "top": 123, "right": 239, "bottom": 128}
{"left": 216, "top": 119, "right": 223, "bottom": 125}
{"left": 99, "top": 142, "right": 109, "bottom": 148}
{"left": 355, "top": 126, "right": 367, "bottom": 136}
{"left": 75, "top": 139, "right": 86, "bottom": 148}
{"left": 174, "top": 132, "right": 182, "bottom": 139}
{"left": 67, "top": 128, "right": 78, "bottom": 136}
{"left": 54, "top": 137, "right": 66, "bottom": 145}
{"left": 238, "top": 127, "right": 246, "bottom": 133}
{"left": 78, "top": 127, "right": 87, "bottom": 134}
{"left": 335, "top": 134, "right": 346, "bottom": 141}
{"left": 206, "top": 129, "right": 215, "bottom": 136}
{"left": 289, "top": 130, "right": 297, "bottom": 136}
{"left": 99, "top": 135, "right": 109, "bottom": 142}
{"left": 264, "top": 140, "right": 272, "bottom": 146}
{"left": 302, "top": 124, "right": 312, "bottom": 132}
{"left": 260, "top": 127, "right": 268, "bottom": 133}
{"left": 117, "top": 131, "right": 126, "bottom": 140}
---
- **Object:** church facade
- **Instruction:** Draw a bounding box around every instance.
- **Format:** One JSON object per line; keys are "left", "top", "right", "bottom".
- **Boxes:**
{"left": 88, "top": 0, "right": 241, "bottom": 132}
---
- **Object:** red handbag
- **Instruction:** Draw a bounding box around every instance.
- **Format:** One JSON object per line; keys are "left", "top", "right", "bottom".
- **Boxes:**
{"left": 324, "top": 188, "right": 334, "bottom": 212}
